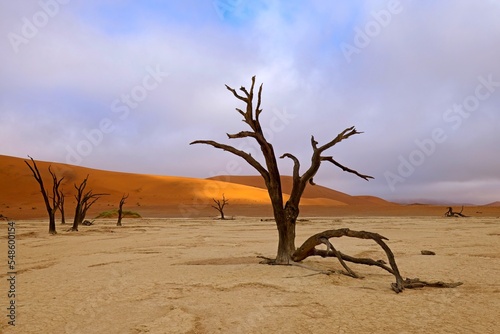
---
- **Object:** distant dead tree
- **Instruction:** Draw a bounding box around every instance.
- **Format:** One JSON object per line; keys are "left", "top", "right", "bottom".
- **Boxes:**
{"left": 191, "top": 76, "right": 462, "bottom": 292}
{"left": 444, "top": 206, "right": 467, "bottom": 217}
{"left": 117, "top": 193, "right": 129, "bottom": 226}
{"left": 56, "top": 187, "right": 66, "bottom": 224}
{"left": 70, "top": 175, "right": 107, "bottom": 231}
{"left": 24, "top": 156, "right": 64, "bottom": 234}
{"left": 212, "top": 194, "right": 229, "bottom": 220}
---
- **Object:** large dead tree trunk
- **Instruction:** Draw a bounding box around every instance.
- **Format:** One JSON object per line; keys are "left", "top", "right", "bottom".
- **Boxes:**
{"left": 24, "top": 157, "right": 63, "bottom": 234}
{"left": 191, "top": 76, "right": 372, "bottom": 264}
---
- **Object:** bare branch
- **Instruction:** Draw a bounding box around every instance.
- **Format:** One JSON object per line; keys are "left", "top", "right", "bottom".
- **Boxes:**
{"left": 280, "top": 153, "right": 300, "bottom": 180}
{"left": 319, "top": 237, "right": 359, "bottom": 278}
{"left": 190, "top": 140, "right": 269, "bottom": 182}
{"left": 240, "top": 86, "right": 250, "bottom": 98}
{"left": 225, "top": 84, "right": 247, "bottom": 103}
{"left": 235, "top": 108, "right": 246, "bottom": 118}
{"left": 48, "top": 166, "right": 64, "bottom": 210}
{"left": 24, "top": 156, "right": 43, "bottom": 183}
{"left": 74, "top": 175, "right": 89, "bottom": 199}
{"left": 312, "top": 249, "right": 394, "bottom": 274}
{"left": 321, "top": 157, "right": 374, "bottom": 181}
{"left": 310, "top": 136, "right": 318, "bottom": 150}
{"left": 295, "top": 127, "right": 371, "bottom": 200}
{"left": 227, "top": 131, "right": 258, "bottom": 140}
{"left": 318, "top": 126, "right": 362, "bottom": 153}
{"left": 120, "top": 193, "right": 129, "bottom": 205}
{"left": 255, "top": 83, "right": 263, "bottom": 120}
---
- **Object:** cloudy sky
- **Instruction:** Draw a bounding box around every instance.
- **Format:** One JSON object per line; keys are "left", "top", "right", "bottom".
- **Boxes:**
{"left": 1, "top": 1, "right": 499, "bottom": 204}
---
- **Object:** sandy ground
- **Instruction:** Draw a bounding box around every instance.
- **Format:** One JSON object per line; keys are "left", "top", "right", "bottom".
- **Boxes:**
{"left": 1, "top": 216, "right": 499, "bottom": 334}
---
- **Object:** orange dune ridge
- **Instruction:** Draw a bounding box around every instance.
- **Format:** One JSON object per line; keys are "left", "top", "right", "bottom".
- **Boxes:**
{"left": 1, "top": 154, "right": 499, "bottom": 220}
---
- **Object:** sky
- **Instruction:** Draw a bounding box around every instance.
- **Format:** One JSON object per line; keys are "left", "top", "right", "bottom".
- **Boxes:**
{"left": 1, "top": 0, "right": 500, "bottom": 204}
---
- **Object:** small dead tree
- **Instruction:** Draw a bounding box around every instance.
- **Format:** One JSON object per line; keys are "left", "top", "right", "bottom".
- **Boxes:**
{"left": 212, "top": 194, "right": 229, "bottom": 220}
{"left": 191, "top": 76, "right": 462, "bottom": 292}
{"left": 117, "top": 193, "right": 129, "bottom": 226}
{"left": 24, "top": 156, "right": 63, "bottom": 234}
{"left": 444, "top": 206, "right": 467, "bottom": 217}
{"left": 71, "top": 176, "right": 107, "bottom": 231}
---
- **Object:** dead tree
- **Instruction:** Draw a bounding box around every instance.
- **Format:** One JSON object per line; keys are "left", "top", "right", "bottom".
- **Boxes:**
{"left": 56, "top": 187, "right": 66, "bottom": 224}
{"left": 444, "top": 206, "right": 467, "bottom": 217}
{"left": 24, "top": 157, "right": 63, "bottom": 234}
{"left": 71, "top": 176, "right": 107, "bottom": 231}
{"left": 71, "top": 176, "right": 88, "bottom": 231}
{"left": 117, "top": 193, "right": 129, "bottom": 226}
{"left": 212, "top": 194, "right": 229, "bottom": 220}
{"left": 191, "top": 76, "right": 462, "bottom": 292}
{"left": 191, "top": 76, "right": 372, "bottom": 264}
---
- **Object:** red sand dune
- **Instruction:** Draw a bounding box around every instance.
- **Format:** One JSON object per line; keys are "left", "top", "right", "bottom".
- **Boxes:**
{"left": 1, "top": 154, "right": 499, "bottom": 219}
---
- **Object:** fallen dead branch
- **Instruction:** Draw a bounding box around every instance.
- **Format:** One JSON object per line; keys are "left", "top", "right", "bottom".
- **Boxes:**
{"left": 445, "top": 206, "right": 468, "bottom": 217}
{"left": 291, "top": 228, "right": 462, "bottom": 293}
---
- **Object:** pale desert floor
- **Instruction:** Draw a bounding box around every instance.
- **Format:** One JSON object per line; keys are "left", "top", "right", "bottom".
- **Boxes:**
{"left": 1, "top": 216, "right": 499, "bottom": 334}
